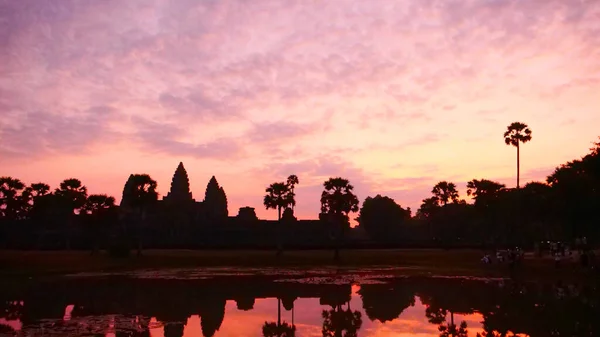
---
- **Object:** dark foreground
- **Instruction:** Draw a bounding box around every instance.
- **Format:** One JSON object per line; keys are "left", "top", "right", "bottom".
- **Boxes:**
{"left": 1, "top": 267, "right": 599, "bottom": 337}
{"left": 1, "top": 249, "right": 596, "bottom": 281}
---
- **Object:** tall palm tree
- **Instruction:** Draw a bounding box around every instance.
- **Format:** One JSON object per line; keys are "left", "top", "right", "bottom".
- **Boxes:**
{"left": 320, "top": 177, "right": 360, "bottom": 261}
{"left": 264, "top": 181, "right": 295, "bottom": 256}
{"left": 54, "top": 178, "right": 88, "bottom": 249}
{"left": 127, "top": 174, "right": 158, "bottom": 256}
{"left": 286, "top": 175, "right": 299, "bottom": 212}
{"left": 504, "top": 122, "right": 532, "bottom": 189}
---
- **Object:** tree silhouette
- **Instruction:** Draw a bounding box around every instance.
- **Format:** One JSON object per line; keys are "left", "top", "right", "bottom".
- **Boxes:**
{"left": 431, "top": 181, "right": 460, "bottom": 206}
{"left": 262, "top": 298, "right": 296, "bottom": 337}
{"left": 504, "top": 122, "right": 532, "bottom": 189}
{"left": 28, "top": 182, "right": 51, "bottom": 198}
{"left": 121, "top": 174, "right": 158, "bottom": 256}
{"left": 357, "top": 195, "right": 411, "bottom": 242}
{"left": 439, "top": 320, "right": 469, "bottom": 337}
{"left": 417, "top": 197, "right": 439, "bottom": 220}
{"left": 83, "top": 194, "right": 116, "bottom": 254}
{"left": 0, "top": 177, "right": 28, "bottom": 220}
{"left": 320, "top": 177, "right": 359, "bottom": 260}
{"left": 321, "top": 302, "right": 362, "bottom": 337}
{"left": 466, "top": 179, "right": 506, "bottom": 203}
{"left": 83, "top": 194, "right": 116, "bottom": 215}
{"left": 546, "top": 143, "right": 600, "bottom": 240}
{"left": 264, "top": 181, "right": 294, "bottom": 256}
{"left": 286, "top": 175, "right": 299, "bottom": 212}
{"left": 358, "top": 284, "right": 415, "bottom": 323}
{"left": 54, "top": 178, "right": 88, "bottom": 249}
{"left": 54, "top": 178, "right": 88, "bottom": 210}
{"left": 262, "top": 321, "right": 296, "bottom": 337}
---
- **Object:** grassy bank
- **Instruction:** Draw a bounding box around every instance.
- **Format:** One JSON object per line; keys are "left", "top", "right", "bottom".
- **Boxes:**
{"left": 0, "top": 249, "right": 595, "bottom": 280}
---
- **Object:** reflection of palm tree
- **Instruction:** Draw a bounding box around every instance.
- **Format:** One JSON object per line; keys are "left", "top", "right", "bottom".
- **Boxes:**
{"left": 321, "top": 301, "right": 362, "bottom": 337}
{"left": 262, "top": 297, "right": 296, "bottom": 337}
{"left": 425, "top": 306, "right": 448, "bottom": 325}
{"left": 439, "top": 320, "right": 469, "bottom": 337}
{"left": 427, "top": 306, "right": 468, "bottom": 337}
{"left": 262, "top": 321, "right": 296, "bottom": 337}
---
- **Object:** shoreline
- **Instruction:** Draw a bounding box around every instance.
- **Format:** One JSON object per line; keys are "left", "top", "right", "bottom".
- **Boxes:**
{"left": 1, "top": 249, "right": 595, "bottom": 280}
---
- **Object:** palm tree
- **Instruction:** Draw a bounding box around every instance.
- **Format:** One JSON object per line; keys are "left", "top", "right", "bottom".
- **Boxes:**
{"left": 0, "top": 177, "right": 27, "bottom": 220}
{"left": 320, "top": 177, "right": 360, "bottom": 261}
{"left": 504, "top": 122, "right": 532, "bottom": 189}
{"left": 29, "top": 182, "right": 51, "bottom": 197}
{"left": 264, "top": 181, "right": 295, "bottom": 256}
{"left": 286, "top": 175, "right": 299, "bottom": 212}
{"left": 0, "top": 177, "right": 28, "bottom": 248}
{"left": 466, "top": 179, "right": 505, "bottom": 207}
{"left": 126, "top": 174, "right": 158, "bottom": 256}
{"left": 54, "top": 178, "right": 88, "bottom": 249}
{"left": 466, "top": 179, "right": 505, "bottom": 200}
{"left": 431, "top": 181, "right": 460, "bottom": 206}
{"left": 83, "top": 194, "right": 116, "bottom": 255}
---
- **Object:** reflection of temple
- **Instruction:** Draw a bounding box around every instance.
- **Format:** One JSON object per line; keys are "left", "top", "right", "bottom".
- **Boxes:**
{"left": 2, "top": 276, "right": 600, "bottom": 336}
{"left": 120, "top": 162, "right": 334, "bottom": 248}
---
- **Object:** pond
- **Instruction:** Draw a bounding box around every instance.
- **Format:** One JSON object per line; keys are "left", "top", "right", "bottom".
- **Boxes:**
{"left": 0, "top": 269, "right": 598, "bottom": 336}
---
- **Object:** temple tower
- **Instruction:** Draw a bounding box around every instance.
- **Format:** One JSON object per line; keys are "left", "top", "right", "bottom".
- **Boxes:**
{"left": 204, "top": 176, "right": 228, "bottom": 219}
{"left": 120, "top": 174, "right": 135, "bottom": 208}
{"left": 164, "top": 162, "right": 194, "bottom": 203}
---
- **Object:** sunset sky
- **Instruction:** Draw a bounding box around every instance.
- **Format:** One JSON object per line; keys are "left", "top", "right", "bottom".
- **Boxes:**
{"left": 1, "top": 0, "right": 599, "bottom": 220}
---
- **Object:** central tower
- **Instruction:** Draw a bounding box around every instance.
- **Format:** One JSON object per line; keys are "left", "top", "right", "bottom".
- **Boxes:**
{"left": 164, "top": 162, "right": 194, "bottom": 203}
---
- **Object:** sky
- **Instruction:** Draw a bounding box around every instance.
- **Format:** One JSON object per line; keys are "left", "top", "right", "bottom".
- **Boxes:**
{"left": 1, "top": 0, "right": 599, "bottom": 221}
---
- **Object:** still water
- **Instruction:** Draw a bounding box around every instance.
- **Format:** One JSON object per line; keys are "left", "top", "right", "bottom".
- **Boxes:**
{"left": 0, "top": 270, "right": 598, "bottom": 336}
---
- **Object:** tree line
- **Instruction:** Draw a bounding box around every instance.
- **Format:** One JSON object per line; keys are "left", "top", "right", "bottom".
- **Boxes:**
{"left": 358, "top": 131, "right": 599, "bottom": 248}
{"left": 1, "top": 121, "right": 598, "bottom": 252}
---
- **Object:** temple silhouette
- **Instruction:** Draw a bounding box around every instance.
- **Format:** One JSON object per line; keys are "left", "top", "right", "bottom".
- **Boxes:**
{"left": 119, "top": 162, "right": 342, "bottom": 248}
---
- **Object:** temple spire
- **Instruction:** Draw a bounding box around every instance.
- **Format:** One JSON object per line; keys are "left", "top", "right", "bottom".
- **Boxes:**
{"left": 204, "top": 176, "right": 228, "bottom": 219}
{"left": 164, "top": 162, "right": 194, "bottom": 202}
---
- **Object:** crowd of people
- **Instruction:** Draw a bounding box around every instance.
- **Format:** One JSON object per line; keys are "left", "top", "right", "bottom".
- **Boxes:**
{"left": 481, "top": 238, "right": 597, "bottom": 270}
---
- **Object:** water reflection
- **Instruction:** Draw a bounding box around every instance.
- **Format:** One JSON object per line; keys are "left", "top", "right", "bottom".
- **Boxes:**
{"left": 0, "top": 275, "right": 598, "bottom": 336}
